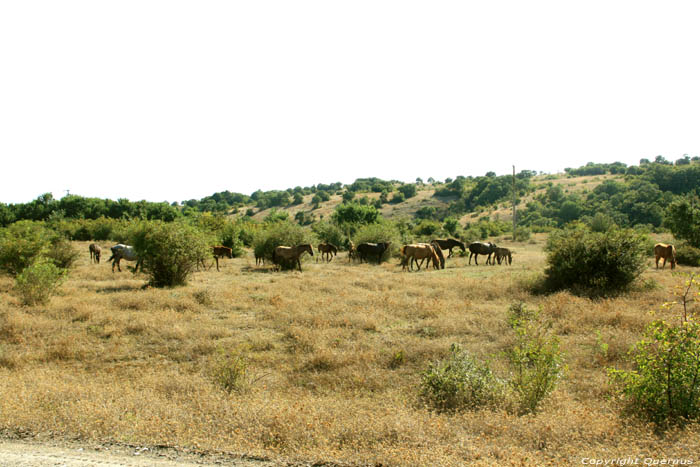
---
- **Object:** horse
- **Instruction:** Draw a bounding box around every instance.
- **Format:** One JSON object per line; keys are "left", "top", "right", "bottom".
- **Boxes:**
{"left": 430, "top": 240, "right": 446, "bottom": 269}
{"left": 272, "top": 244, "right": 314, "bottom": 272}
{"left": 347, "top": 240, "right": 357, "bottom": 263}
{"left": 255, "top": 250, "right": 266, "bottom": 266}
{"left": 431, "top": 238, "right": 466, "bottom": 258}
{"left": 654, "top": 243, "right": 676, "bottom": 270}
{"left": 493, "top": 247, "right": 512, "bottom": 265}
{"left": 211, "top": 245, "right": 233, "bottom": 271}
{"left": 468, "top": 242, "right": 498, "bottom": 266}
{"left": 89, "top": 243, "right": 101, "bottom": 264}
{"left": 401, "top": 244, "right": 440, "bottom": 271}
{"left": 107, "top": 244, "right": 142, "bottom": 273}
{"left": 356, "top": 242, "right": 391, "bottom": 264}
{"left": 317, "top": 243, "right": 338, "bottom": 263}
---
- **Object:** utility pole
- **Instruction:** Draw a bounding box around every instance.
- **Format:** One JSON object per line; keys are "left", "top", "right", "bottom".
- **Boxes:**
{"left": 512, "top": 165, "right": 516, "bottom": 240}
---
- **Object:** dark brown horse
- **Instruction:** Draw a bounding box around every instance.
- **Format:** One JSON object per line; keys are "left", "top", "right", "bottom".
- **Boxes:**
{"left": 317, "top": 243, "right": 338, "bottom": 262}
{"left": 468, "top": 242, "right": 498, "bottom": 265}
{"left": 212, "top": 245, "right": 233, "bottom": 271}
{"left": 431, "top": 238, "right": 466, "bottom": 258}
{"left": 89, "top": 243, "right": 101, "bottom": 264}
{"left": 493, "top": 247, "right": 512, "bottom": 265}
{"left": 654, "top": 243, "right": 676, "bottom": 269}
{"left": 356, "top": 242, "right": 391, "bottom": 264}
{"left": 272, "top": 244, "right": 314, "bottom": 272}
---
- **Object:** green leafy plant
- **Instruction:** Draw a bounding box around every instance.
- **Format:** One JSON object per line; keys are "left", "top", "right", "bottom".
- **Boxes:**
{"left": 210, "top": 348, "right": 251, "bottom": 394}
{"left": 131, "top": 221, "right": 212, "bottom": 287}
{"left": 14, "top": 258, "right": 65, "bottom": 306}
{"left": 505, "top": 303, "right": 565, "bottom": 415}
{"left": 609, "top": 274, "right": 700, "bottom": 426}
{"left": 420, "top": 344, "right": 507, "bottom": 412}
{"left": 543, "top": 226, "right": 647, "bottom": 296}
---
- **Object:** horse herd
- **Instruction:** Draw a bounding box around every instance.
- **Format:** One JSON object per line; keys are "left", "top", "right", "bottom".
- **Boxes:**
{"left": 87, "top": 240, "right": 679, "bottom": 274}
{"left": 87, "top": 238, "right": 514, "bottom": 274}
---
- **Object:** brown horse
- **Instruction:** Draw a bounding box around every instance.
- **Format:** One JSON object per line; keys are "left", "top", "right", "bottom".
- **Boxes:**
{"left": 654, "top": 243, "right": 676, "bottom": 269}
{"left": 89, "top": 243, "right": 101, "bottom": 264}
{"left": 212, "top": 245, "right": 233, "bottom": 271}
{"left": 493, "top": 247, "right": 512, "bottom": 265}
{"left": 401, "top": 244, "right": 440, "bottom": 271}
{"left": 431, "top": 238, "right": 466, "bottom": 258}
{"left": 430, "top": 240, "right": 446, "bottom": 269}
{"left": 317, "top": 243, "right": 338, "bottom": 262}
{"left": 272, "top": 244, "right": 314, "bottom": 272}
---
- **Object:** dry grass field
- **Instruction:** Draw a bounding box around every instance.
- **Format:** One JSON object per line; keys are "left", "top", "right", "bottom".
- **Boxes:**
{"left": 1, "top": 236, "right": 699, "bottom": 465}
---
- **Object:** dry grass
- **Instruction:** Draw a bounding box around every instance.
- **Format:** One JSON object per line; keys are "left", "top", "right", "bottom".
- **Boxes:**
{"left": 0, "top": 240, "right": 698, "bottom": 465}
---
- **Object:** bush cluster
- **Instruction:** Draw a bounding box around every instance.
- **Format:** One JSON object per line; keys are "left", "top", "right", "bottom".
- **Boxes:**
{"left": 131, "top": 221, "right": 212, "bottom": 287}
{"left": 252, "top": 221, "right": 315, "bottom": 266}
{"left": 543, "top": 227, "right": 647, "bottom": 296}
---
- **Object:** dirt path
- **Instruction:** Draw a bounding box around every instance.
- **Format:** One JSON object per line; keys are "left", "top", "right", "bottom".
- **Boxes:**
{"left": 0, "top": 439, "right": 277, "bottom": 466}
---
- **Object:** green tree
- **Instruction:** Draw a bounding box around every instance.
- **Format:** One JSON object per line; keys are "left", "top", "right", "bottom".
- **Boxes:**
{"left": 665, "top": 196, "right": 700, "bottom": 247}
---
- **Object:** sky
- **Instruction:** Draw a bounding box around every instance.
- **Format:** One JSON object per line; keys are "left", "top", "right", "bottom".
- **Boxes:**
{"left": 1, "top": 1, "right": 699, "bottom": 205}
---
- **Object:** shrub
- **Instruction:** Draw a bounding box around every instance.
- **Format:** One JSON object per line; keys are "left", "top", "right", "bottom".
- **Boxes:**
{"left": 609, "top": 276, "right": 700, "bottom": 426}
{"left": 14, "top": 258, "right": 65, "bottom": 305}
{"left": 219, "top": 221, "right": 245, "bottom": 257}
{"left": 210, "top": 348, "right": 250, "bottom": 394}
{"left": 420, "top": 343, "right": 507, "bottom": 412}
{"left": 252, "top": 221, "right": 314, "bottom": 264}
{"left": 45, "top": 238, "right": 80, "bottom": 270}
{"left": 131, "top": 221, "right": 211, "bottom": 287}
{"left": 675, "top": 242, "right": 700, "bottom": 267}
{"left": 0, "top": 221, "right": 53, "bottom": 276}
{"left": 391, "top": 192, "right": 405, "bottom": 204}
{"left": 311, "top": 221, "right": 346, "bottom": 249}
{"left": 505, "top": 303, "right": 564, "bottom": 415}
{"left": 543, "top": 227, "right": 647, "bottom": 296}
{"left": 512, "top": 226, "right": 531, "bottom": 242}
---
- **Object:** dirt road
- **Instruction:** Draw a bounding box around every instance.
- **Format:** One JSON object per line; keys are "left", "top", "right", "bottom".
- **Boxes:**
{"left": 0, "top": 439, "right": 277, "bottom": 466}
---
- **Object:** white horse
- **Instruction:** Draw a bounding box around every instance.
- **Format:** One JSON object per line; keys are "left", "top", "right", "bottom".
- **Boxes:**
{"left": 107, "top": 244, "right": 142, "bottom": 273}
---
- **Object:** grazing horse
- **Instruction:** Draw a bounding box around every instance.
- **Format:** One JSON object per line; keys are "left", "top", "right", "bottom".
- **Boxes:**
{"left": 493, "top": 247, "right": 512, "bottom": 265}
{"left": 317, "top": 243, "right": 338, "bottom": 262}
{"left": 401, "top": 244, "right": 440, "bottom": 271}
{"left": 356, "top": 242, "right": 391, "bottom": 264}
{"left": 211, "top": 245, "right": 233, "bottom": 271}
{"left": 107, "top": 244, "right": 142, "bottom": 273}
{"left": 431, "top": 238, "right": 466, "bottom": 258}
{"left": 89, "top": 243, "right": 101, "bottom": 264}
{"left": 468, "top": 242, "right": 498, "bottom": 266}
{"left": 348, "top": 240, "right": 357, "bottom": 262}
{"left": 272, "top": 244, "right": 314, "bottom": 272}
{"left": 255, "top": 251, "right": 266, "bottom": 266}
{"left": 654, "top": 243, "right": 676, "bottom": 270}
{"left": 430, "top": 240, "right": 446, "bottom": 269}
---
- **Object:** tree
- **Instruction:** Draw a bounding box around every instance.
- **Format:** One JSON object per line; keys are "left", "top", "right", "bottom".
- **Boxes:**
{"left": 665, "top": 196, "right": 700, "bottom": 247}
{"left": 398, "top": 184, "right": 417, "bottom": 199}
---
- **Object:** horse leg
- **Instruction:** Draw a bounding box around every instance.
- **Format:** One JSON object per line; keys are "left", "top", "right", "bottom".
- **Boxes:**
{"left": 448, "top": 248, "right": 453, "bottom": 258}
{"left": 297, "top": 258, "right": 302, "bottom": 272}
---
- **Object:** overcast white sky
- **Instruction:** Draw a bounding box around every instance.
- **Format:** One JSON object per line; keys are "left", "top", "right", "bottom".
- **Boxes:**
{"left": 1, "top": 1, "right": 699, "bottom": 204}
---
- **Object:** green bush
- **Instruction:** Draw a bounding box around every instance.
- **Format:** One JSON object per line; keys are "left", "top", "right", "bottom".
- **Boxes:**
{"left": 512, "top": 226, "right": 531, "bottom": 242}
{"left": 505, "top": 303, "right": 564, "bottom": 415}
{"left": 45, "top": 238, "right": 80, "bottom": 270}
{"left": 543, "top": 227, "right": 647, "bottom": 296}
{"left": 311, "top": 221, "right": 346, "bottom": 250}
{"left": 219, "top": 221, "right": 245, "bottom": 257}
{"left": 420, "top": 344, "right": 507, "bottom": 412}
{"left": 131, "top": 221, "right": 212, "bottom": 287}
{"left": 0, "top": 221, "right": 55, "bottom": 276}
{"left": 210, "top": 348, "right": 250, "bottom": 394}
{"left": 252, "top": 221, "right": 314, "bottom": 265}
{"left": 609, "top": 276, "right": 700, "bottom": 426}
{"left": 675, "top": 242, "right": 700, "bottom": 267}
{"left": 14, "top": 258, "right": 65, "bottom": 305}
